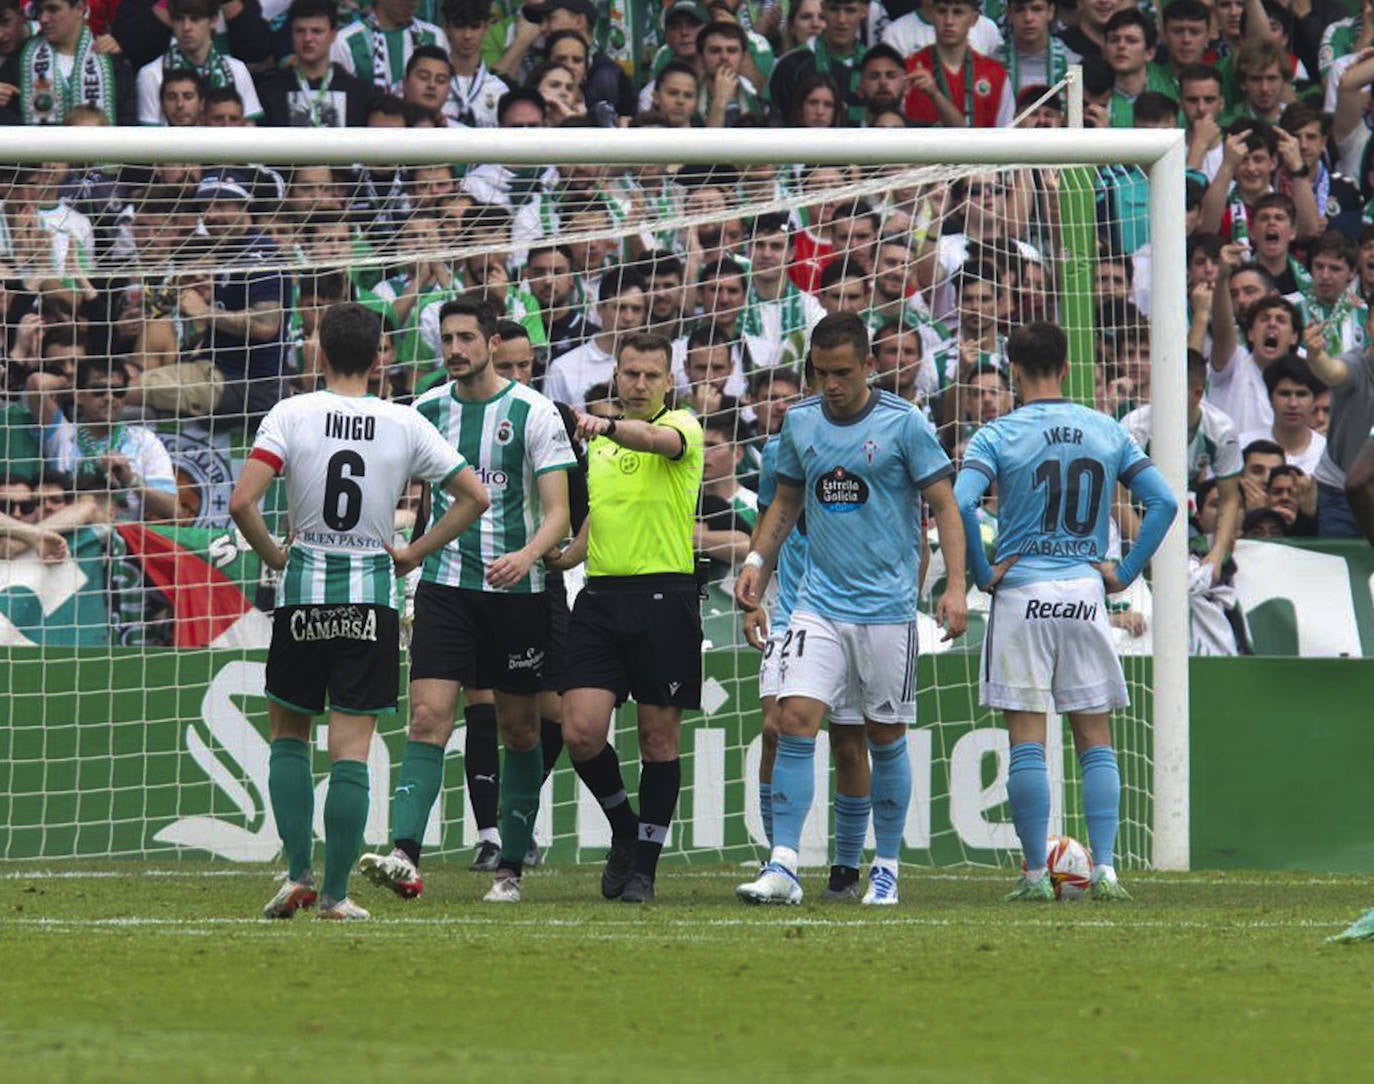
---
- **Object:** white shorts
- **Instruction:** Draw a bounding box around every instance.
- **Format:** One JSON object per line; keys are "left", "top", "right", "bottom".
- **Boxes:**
{"left": 757, "top": 622, "right": 786, "bottom": 700}
{"left": 776, "top": 610, "right": 919, "bottom": 725}
{"left": 980, "top": 577, "right": 1128, "bottom": 714}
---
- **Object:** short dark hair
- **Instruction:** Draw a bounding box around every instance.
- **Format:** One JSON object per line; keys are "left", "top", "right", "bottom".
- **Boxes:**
{"left": 1104, "top": 8, "right": 1157, "bottom": 48}
{"left": 1278, "top": 101, "right": 1327, "bottom": 137}
{"left": 748, "top": 367, "right": 801, "bottom": 397}
{"left": 496, "top": 319, "right": 529, "bottom": 342}
{"left": 686, "top": 322, "right": 733, "bottom": 352}
{"left": 1242, "top": 437, "right": 1286, "bottom": 463}
{"left": 1226, "top": 118, "right": 1278, "bottom": 157}
{"left": 1253, "top": 191, "right": 1296, "bottom": 223}
{"left": 1162, "top": 0, "right": 1210, "bottom": 24}
{"left": 701, "top": 407, "right": 741, "bottom": 440}
{"left": 406, "top": 44, "right": 453, "bottom": 77}
{"left": 1244, "top": 295, "right": 1302, "bottom": 337}
{"left": 1262, "top": 353, "right": 1322, "bottom": 397}
{"left": 656, "top": 59, "right": 698, "bottom": 90}
{"left": 697, "top": 20, "right": 748, "bottom": 53}
{"left": 616, "top": 332, "right": 673, "bottom": 371}
{"left": 1006, "top": 321, "right": 1069, "bottom": 379}
{"left": 701, "top": 255, "right": 747, "bottom": 284}
{"left": 859, "top": 43, "right": 905, "bottom": 71}
{"left": 438, "top": 294, "right": 499, "bottom": 340}
{"left": 288, "top": 0, "right": 337, "bottom": 28}
{"left": 1133, "top": 92, "right": 1179, "bottom": 126}
{"left": 161, "top": 67, "right": 206, "bottom": 98}
{"left": 319, "top": 303, "right": 382, "bottom": 376}
{"left": 1186, "top": 347, "right": 1208, "bottom": 389}
{"left": 169, "top": 0, "right": 219, "bottom": 18}
{"left": 443, "top": 0, "right": 492, "bottom": 26}
{"left": 809, "top": 312, "right": 870, "bottom": 359}
{"left": 366, "top": 93, "right": 408, "bottom": 122}
{"left": 1176, "top": 62, "right": 1222, "bottom": 92}
{"left": 1309, "top": 229, "right": 1358, "bottom": 271}
{"left": 598, "top": 266, "right": 648, "bottom": 302}
{"left": 497, "top": 87, "right": 546, "bottom": 123}
{"left": 76, "top": 356, "right": 127, "bottom": 390}
{"left": 1188, "top": 232, "right": 1224, "bottom": 263}
{"left": 874, "top": 318, "right": 922, "bottom": 356}
{"left": 204, "top": 85, "right": 244, "bottom": 110}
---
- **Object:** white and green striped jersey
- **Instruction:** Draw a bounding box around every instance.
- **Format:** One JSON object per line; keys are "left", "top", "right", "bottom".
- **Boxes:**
{"left": 1121, "top": 400, "right": 1242, "bottom": 487}
{"left": 414, "top": 379, "right": 577, "bottom": 593}
{"left": 251, "top": 391, "right": 466, "bottom": 609}
{"left": 331, "top": 17, "right": 446, "bottom": 93}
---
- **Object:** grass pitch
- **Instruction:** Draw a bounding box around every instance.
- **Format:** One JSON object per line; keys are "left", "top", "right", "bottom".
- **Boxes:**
{"left": 1, "top": 863, "right": 1372, "bottom": 1083}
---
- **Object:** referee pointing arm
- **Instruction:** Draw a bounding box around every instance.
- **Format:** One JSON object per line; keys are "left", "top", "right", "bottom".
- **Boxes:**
{"left": 549, "top": 332, "right": 704, "bottom": 904}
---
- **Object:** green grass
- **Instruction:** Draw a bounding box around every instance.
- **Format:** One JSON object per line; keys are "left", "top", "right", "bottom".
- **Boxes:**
{"left": 2, "top": 863, "right": 1373, "bottom": 1083}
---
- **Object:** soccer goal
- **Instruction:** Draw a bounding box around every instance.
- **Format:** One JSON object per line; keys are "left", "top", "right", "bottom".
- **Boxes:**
{"left": 0, "top": 124, "right": 1189, "bottom": 873}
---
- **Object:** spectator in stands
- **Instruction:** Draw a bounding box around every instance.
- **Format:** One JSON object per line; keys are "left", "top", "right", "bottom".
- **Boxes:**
{"left": 177, "top": 174, "right": 290, "bottom": 425}
{"left": 1301, "top": 316, "right": 1374, "bottom": 536}
{"left": 788, "top": 70, "right": 844, "bottom": 127}
{"left": 965, "top": 360, "right": 1014, "bottom": 426}
{"left": 136, "top": 0, "right": 262, "bottom": 126}
{"left": 543, "top": 268, "right": 647, "bottom": 407}
{"left": 1201, "top": 122, "right": 1319, "bottom": 250}
{"left": 442, "top": 0, "right": 508, "bottom": 128}
{"left": 156, "top": 67, "right": 205, "bottom": 126}
{"left": 256, "top": 0, "right": 373, "bottom": 128}
{"left": 400, "top": 44, "right": 453, "bottom": 122}
{"left": 933, "top": 262, "right": 1004, "bottom": 423}
{"left": 641, "top": 0, "right": 707, "bottom": 114}
{"left": 528, "top": 59, "right": 583, "bottom": 123}
{"left": 2, "top": 163, "right": 97, "bottom": 278}
{"left": 1228, "top": 38, "right": 1288, "bottom": 126}
{"left": 741, "top": 213, "right": 823, "bottom": 365}
{"left": 0, "top": 0, "right": 135, "bottom": 126}
{"left": 674, "top": 256, "right": 778, "bottom": 397}
{"left": 1159, "top": 0, "right": 1210, "bottom": 83}
{"left": 1266, "top": 463, "right": 1319, "bottom": 535}
{"left": 1103, "top": 9, "right": 1174, "bottom": 127}
{"left": 872, "top": 319, "right": 931, "bottom": 405}
{"left": 997, "top": 0, "right": 1077, "bottom": 96}
{"left": 902, "top": 0, "right": 1013, "bottom": 128}
{"left": 27, "top": 356, "right": 176, "bottom": 521}
{"left": 0, "top": 0, "right": 31, "bottom": 65}
{"left": 784, "top": 0, "right": 825, "bottom": 50}
{"left": 817, "top": 259, "right": 868, "bottom": 316}
{"left": 203, "top": 85, "right": 249, "bottom": 126}
{"left": 1239, "top": 437, "right": 1287, "bottom": 511}
{"left": 682, "top": 323, "right": 740, "bottom": 417}
{"left": 856, "top": 43, "right": 905, "bottom": 121}
{"left": 1240, "top": 505, "right": 1287, "bottom": 538}
{"left": 1300, "top": 230, "right": 1367, "bottom": 355}
{"left": 1181, "top": 64, "right": 1225, "bottom": 182}
{"left": 501, "top": 0, "right": 633, "bottom": 121}
{"left": 697, "top": 20, "right": 766, "bottom": 126}
{"left": 1211, "top": 291, "right": 1303, "bottom": 435}
{"left": 1056, "top": 0, "right": 1119, "bottom": 60}
{"left": 772, "top": 0, "right": 867, "bottom": 125}
{"left": 332, "top": 0, "right": 446, "bottom": 95}
{"left": 522, "top": 243, "right": 588, "bottom": 363}
{"left": 648, "top": 61, "right": 699, "bottom": 128}
{"left": 695, "top": 407, "right": 757, "bottom": 568}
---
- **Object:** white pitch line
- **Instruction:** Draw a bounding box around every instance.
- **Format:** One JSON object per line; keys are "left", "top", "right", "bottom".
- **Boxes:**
{"left": 0, "top": 867, "right": 1367, "bottom": 888}
{"left": 0, "top": 914, "right": 1342, "bottom": 932}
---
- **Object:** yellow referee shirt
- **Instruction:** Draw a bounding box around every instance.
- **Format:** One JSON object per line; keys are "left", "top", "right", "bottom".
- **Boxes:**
{"left": 585, "top": 407, "right": 704, "bottom": 577}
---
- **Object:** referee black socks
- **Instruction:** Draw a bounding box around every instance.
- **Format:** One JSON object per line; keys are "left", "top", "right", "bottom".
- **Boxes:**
{"left": 572, "top": 743, "right": 639, "bottom": 840}
{"left": 540, "top": 717, "right": 565, "bottom": 780}
{"left": 635, "top": 758, "right": 682, "bottom": 878}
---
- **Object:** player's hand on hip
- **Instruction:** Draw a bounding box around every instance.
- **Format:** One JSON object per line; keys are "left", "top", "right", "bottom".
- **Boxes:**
{"left": 936, "top": 587, "right": 968, "bottom": 642}
{"left": 982, "top": 555, "right": 1019, "bottom": 593}
{"left": 734, "top": 565, "right": 761, "bottom": 611}
{"left": 386, "top": 542, "right": 421, "bottom": 578}
{"left": 1094, "top": 560, "right": 1126, "bottom": 595}
{"left": 486, "top": 549, "right": 534, "bottom": 589}
{"left": 741, "top": 605, "right": 770, "bottom": 651}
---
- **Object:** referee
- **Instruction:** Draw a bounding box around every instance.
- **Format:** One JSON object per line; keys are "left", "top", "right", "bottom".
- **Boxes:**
{"left": 548, "top": 332, "right": 704, "bottom": 904}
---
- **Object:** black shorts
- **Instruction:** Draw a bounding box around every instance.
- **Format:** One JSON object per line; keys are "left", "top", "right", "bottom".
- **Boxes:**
{"left": 540, "top": 571, "right": 570, "bottom": 694}
{"left": 560, "top": 574, "right": 702, "bottom": 708}
{"left": 409, "top": 582, "right": 548, "bottom": 695}
{"left": 266, "top": 604, "right": 400, "bottom": 715}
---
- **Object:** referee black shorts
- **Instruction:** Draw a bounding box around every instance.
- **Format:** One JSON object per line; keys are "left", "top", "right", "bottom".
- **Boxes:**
{"left": 409, "top": 581, "right": 549, "bottom": 695}
{"left": 540, "top": 570, "right": 570, "bottom": 694}
{"left": 266, "top": 604, "right": 400, "bottom": 716}
{"left": 560, "top": 574, "right": 702, "bottom": 709}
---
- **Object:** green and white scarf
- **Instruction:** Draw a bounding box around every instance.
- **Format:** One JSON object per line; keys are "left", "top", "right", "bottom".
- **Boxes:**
{"left": 163, "top": 41, "right": 235, "bottom": 90}
{"left": 997, "top": 38, "right": 1072, "bottom": 94}
{"left": 20, "top": 27, "right": 115, "bottom": 125}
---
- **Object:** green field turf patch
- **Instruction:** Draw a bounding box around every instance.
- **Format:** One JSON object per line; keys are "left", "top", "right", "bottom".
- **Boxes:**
{"left": 2, "top": 864, "right": 1372, "bottom": 1083}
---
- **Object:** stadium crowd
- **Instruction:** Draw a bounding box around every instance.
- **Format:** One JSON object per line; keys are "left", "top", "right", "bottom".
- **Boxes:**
{"left": 0, "top": 0, "right": 1367, "bottom": 657}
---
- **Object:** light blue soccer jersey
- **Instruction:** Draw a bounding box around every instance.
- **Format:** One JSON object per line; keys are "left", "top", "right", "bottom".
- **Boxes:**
{"left": 961, "top": 399, "right": 1150, "bottom": 589}
{"left": 757, "top": 435, "right": 808, "bottom": 627}
{"left": 776, "top": 391, "right": 952, "bottom": 624}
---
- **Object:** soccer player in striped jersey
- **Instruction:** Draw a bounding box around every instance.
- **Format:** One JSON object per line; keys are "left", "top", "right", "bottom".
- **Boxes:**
{"left": 360, "top": 296, "right": 575, "bottom": 904}
{"left": 953, "top": 321, "right": 1178, "bottom": 902}
{"left": 735, "top": 313, "right": 969, "bottom": 907}
{"left": 231, "top": 302, "right": 490, "bottom": 921}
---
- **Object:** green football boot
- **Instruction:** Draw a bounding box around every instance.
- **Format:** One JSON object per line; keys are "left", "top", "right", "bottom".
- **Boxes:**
{"left": 1005, "top": 874, "right": 1055, "bottom": 902}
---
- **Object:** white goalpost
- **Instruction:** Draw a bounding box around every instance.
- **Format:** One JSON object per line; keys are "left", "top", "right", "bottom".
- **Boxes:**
{"left": 0, "top": 124, "right": 1189, "bottom": 871}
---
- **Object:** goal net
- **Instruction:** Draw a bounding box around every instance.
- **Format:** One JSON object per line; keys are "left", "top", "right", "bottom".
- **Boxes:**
{"left": 0, "top": 126, "right": 1188, "bottom": 872}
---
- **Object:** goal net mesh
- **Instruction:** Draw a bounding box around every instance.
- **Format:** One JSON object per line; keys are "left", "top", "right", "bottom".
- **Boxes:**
{"left": 0, "top": 148, "right": 1160, "bottom": 870}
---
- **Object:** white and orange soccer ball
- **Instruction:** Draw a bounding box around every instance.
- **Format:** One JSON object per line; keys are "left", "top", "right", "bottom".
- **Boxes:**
{"left": 1021, "top": 835, "right": 1093, "bottom": 900}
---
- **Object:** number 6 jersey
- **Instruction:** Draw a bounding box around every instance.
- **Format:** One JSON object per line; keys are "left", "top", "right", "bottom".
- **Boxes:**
{"left": 250, "top": 391, "right": 466, "bottom": 609}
